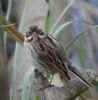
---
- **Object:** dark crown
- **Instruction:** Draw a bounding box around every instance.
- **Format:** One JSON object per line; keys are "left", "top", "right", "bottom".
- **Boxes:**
{"left": 29, "top": 25, "right": 38, "bottom": 33}
{"left": 26, "top": 25, "right": 44, "bottom": 39}
{"left": 29, "top": 25, "right": 44, "bottom": 35}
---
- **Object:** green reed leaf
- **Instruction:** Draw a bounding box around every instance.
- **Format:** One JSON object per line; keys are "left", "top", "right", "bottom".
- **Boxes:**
{"left": 50, "top": 0, "right": 74, "bottom": 35}
{"left": 45, "top": 0, "right": 53, "bottom": 32}
{"left": 52, "top": 21, "right": 72, "bottom": 37}
{"left": 92, "top": 80, "right": 98, "bottom": 88}
{"left": 22, "top": 67, "right": 35, "bottom": 100}
{"left": 65, "top": 28, "right": 90, "bottom": 51}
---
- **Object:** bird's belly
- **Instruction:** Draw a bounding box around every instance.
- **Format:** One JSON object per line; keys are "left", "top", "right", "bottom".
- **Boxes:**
{"left": 25, "top": 44, "right": 55, "bottom": 75}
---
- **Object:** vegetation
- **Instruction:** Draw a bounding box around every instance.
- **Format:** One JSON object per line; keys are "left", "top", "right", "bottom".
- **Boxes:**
{"left": 0, "top": 0, "right": 98, "bottom": 100}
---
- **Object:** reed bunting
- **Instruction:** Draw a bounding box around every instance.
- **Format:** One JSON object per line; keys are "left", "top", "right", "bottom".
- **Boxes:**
{"left": 24, "top": 25, "right": 93, "bottom": 89}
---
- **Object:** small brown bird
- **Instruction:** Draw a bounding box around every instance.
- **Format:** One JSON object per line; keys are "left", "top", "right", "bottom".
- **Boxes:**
{"left": 24, "top": 25, "right": 93, "bottom": 89}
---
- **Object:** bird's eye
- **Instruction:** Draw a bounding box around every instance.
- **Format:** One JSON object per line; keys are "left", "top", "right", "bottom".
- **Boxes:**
{"left": 25, "top": 31, "right": 34, "bottom": 42}
{"left": 36, "top": 29, "right": 44, "bottom": 35}
{"left": 26, "top": 31, "right": 32, "bottom": 38}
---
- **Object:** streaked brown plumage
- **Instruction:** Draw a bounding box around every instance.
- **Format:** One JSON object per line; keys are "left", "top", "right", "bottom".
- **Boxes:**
{"left": 24, "top": 25, "right": 93, "bottom": 88}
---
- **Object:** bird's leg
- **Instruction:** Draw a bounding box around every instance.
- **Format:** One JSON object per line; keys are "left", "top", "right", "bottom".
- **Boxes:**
{"left": 49, "top": 74, "right": 54, "bottom": 85}
{"left": 38, "top": 74, "right": 54, "bottom": 91}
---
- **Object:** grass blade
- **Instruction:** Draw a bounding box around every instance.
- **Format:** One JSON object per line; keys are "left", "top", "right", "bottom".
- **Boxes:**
{"left": 64, "top": 22, "right": 98, "bottom": 61}
{"left": 4, "top": 0, "right": 13, "bottom": 62}
{"left": 80, "top": 20, "right": 95, "bottom": 26}
{"left": 45, "top": 0, "right": 53, "bottom": 32}
{"left": 45, "top": 9, "right": 51, "bottom": 33}
{"left": 50, "top": 0, "right": 74, "bottom": 34}
{"left": 10, "top": 0, "right": 28, "bottom": 100}
{"left": 92, "top": 80, "right": 98, "bottom": 88}
{"left": 22, "top": 67, "right": 35, "bottom": 100}
{"left": 52, "top": 21, "right": 72, "bottom": 38}
{"left": 32, "top": 94, "right": 39, "bottom": 100}
{"left": 0, "top": 1, "right": 6, "bottom": 61}
{"left": 65, "top": 28, "right": 90, "bottom": 51}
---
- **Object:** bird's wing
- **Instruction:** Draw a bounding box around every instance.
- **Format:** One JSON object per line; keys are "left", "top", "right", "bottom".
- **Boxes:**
{"left": 42, "top": 35, "right": 70, "bottom": 79}
{"left": 47, "top": 35, "right": 93, "bottom": 89}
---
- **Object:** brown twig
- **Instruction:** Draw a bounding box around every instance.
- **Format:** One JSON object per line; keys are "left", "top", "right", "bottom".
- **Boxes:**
{"left": 31, "top": 69, "right": 97, "bottom": 100}
{"left": 0, "top": 17, "right": 24, "bottom": 45}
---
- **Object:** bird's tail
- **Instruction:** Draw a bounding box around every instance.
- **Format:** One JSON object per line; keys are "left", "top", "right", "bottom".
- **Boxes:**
{"left": 68, "top": 62, "right": 93, "bottom": 89}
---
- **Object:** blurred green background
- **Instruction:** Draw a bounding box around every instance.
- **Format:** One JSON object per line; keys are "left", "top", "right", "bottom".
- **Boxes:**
{"left": 0, "top": 0, "right": 98, "bottom": 100}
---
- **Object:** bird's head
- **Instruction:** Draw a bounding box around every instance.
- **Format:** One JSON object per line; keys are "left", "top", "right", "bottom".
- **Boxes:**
{"left": 25, "top": 25, "right": 44, "bottom": 42}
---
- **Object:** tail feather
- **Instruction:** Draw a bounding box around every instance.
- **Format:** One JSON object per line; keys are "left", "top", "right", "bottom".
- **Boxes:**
{"left": 68, "top": 63, "right": 93, "bottom": 89}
